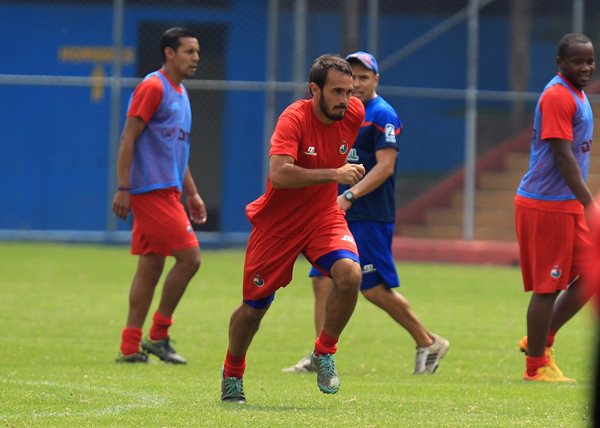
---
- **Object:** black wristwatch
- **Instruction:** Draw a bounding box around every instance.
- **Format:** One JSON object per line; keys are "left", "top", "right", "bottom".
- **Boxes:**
{"left": 343, "top": 190, "right": 355, "bottom": 202}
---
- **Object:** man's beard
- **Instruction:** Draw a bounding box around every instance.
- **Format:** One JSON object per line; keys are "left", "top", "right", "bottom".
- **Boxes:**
{"left": 319, "top": 95, "right": 346, "bottom": 121}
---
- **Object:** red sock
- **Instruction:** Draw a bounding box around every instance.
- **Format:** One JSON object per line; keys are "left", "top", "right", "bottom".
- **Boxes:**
{"left": 149, "top": 310, "right": 173, "bottom": 341}
{"left": 314, "top": 331, "right": 338, "bottom": 356}
{"left": 223, "top": 349, "right": 246, "bottom": 379}
{"left": 120, "top": 327, "right": 142, "bottom": 356}
{"left": 546, "top": 330, "right": 556, "bottom": 348}
{"left": 526, "top": 355, "right": 549, "bottom": 377}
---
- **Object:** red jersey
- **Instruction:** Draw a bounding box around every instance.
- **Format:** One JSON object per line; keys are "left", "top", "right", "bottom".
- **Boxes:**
{"left": 246, "top": 96, "right": 365, "bottom": 238}
{"left": 128, "top": 69, "right": 184, "bottom": 123}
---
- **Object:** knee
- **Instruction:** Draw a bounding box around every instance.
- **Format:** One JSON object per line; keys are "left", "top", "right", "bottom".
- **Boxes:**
{"left": 178, "top": 249, "right": 201, "bottom": 274}
{"left": 237, "top": 303, "right": 267, "bottom": 324}
{"left": 331, "top": 259, "right": 361, "bottom": 292}
{"left": 361, "top": 285, "right": 388, "bottom": 305}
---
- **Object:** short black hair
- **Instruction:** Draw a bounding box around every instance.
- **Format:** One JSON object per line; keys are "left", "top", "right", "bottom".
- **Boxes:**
{"left": 308, "top": 54, "right": 352, "bottom": 93}
{"left": 160, "top": 27, "right": 198, "bottom": 63}
{"left": 557, "top": 33, "right": 592, "bottom": 59}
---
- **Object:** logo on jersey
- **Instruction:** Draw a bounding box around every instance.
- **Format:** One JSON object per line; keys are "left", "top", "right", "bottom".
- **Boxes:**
{"left": 162, "top": 127, "right": 176, "bottom": 139}
{"left": 341, "top": 234, "right": 355, "bottom": 243}
{"left": 186, "top": 225, "right": 194, "bottom": 233}
{"left": 347, "top": 148, "right": 359, "bottom": 162}
{"left": 304, "top": 146, "right": 317, "bottom": 156}
{"left": 581, "top": 140, "right": 592, "bottom": 153}
{"left": 253, "top": 274, "right": 265, "bottom": 287}
{"left": 385, "top": 124, "right": 397, "bottom": 143}
{"left": 550, "top": 266, "right": 562, "bottom": 279}
{"left": 339, "top": 141, "right": 348, "bottom": 154}
{"left": 362, "top": 264, "right": 376, "bottom": 273}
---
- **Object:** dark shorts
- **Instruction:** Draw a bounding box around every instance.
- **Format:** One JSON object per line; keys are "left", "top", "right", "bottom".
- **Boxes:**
{"left": 309, "top": 220, "right": 399, "bottom": 291}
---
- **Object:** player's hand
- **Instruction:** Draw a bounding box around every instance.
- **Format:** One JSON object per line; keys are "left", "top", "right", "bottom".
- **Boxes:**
{"left": 336, "top": 163, "right": 365, "bottom": 185}
{"left": 112, "top": 191, "right": 131, "bottom": 220}
{"left": 337, "top": 194, "right": 352, "bottom": 211}
{"left": 187, "top": 193, "right": 208, "bottom": 225}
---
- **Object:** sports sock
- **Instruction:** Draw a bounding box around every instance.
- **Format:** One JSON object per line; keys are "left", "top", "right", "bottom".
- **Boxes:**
{"left": 526, "top": 355, "right": 549, "bottom": 377}
{"left": 223, "top": 349, "right": 246, "bottom": 379}
{"left": 546, "top": 330, "right": 556, "bottom": 348}
{"left": 120, "top": 327, "right": 142, "bottom": 356}
{"left": 314, "top": 331, "right": 338, "bottom": 356}
{"left": 149, "top": 310, "right": 173, "bottom": 341}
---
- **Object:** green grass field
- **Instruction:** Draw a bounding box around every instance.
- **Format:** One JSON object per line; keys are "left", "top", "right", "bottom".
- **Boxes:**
{"left": 0, "top": 242, "right": 595, "bottom": 427}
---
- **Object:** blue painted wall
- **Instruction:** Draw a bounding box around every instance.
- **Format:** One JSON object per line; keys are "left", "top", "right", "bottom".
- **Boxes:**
{"left": 0, "top": 2, "right": 557, "bottom": 233}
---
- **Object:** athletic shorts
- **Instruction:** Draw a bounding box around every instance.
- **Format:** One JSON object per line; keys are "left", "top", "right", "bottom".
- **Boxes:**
{"left": 515, "top": 203, "right": 592, "bottom": 293}
{"left": 243, "top": 211, "right": 359, "bottom": 306}
{"left": 130, "top": 188, "right": 198, "bottom": 256}
{"left": 309, "top": 220, "right": 399, "bottom": 291}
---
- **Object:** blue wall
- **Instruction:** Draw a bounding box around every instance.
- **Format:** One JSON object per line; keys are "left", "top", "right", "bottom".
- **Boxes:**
{"left": 0, "top": 3, "right": 557, "bottom": 233}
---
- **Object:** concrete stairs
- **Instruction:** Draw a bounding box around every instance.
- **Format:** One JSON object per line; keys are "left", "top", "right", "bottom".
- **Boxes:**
{"left": 396, "top": 110, "right": 600, "bottom": 242}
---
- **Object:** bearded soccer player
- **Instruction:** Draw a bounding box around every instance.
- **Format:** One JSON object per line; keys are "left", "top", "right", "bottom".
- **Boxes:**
{"left": 112, "top": 27, "right": 207, "bottom": 364}
{"left": 283, "top": 51, "right": 449, "bottom": 376}
{"left": 515, "top": 33, "right": 599, "bottom": 382}
{"left": 221, "top": 55, "right": 365, "bottom": 403}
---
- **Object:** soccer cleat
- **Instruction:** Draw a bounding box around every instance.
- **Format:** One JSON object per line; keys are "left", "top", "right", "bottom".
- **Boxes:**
{"left": 523, "top": 365, "right": 576, "bottom": 383}
{"left": 413, "top": 334, "right": 450, "bottom": 374}
{"left": 310, "top": 352, "right": 339, "bottom": 394}
{"left": 115, "top": 351, "right": 148, "bottom": 363}
{"left": 221, "top": 370, "right": 246, "bottom": 403}
{"left": 141, "top": 337, "right": 187, "bottom": 364}
{"left": 518, "top": 336, "right": 563, "bottom": 376}
{"left": 282, "top": 353, "right": 316, "bottom": 373}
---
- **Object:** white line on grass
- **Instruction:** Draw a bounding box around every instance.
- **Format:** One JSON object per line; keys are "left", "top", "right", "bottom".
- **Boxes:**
{"left": 0, "top": 378, "right": 167, "bottom": 419}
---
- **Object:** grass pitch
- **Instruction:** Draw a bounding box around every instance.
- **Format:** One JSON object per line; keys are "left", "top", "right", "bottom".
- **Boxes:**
{"left": 0, "top": 242, "right": 595, "bottom": 427}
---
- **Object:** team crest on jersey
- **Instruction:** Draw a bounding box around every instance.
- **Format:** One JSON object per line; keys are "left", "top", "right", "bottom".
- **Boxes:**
{"left": 253, "top": 274, "right": 265, "bottom": 287}
{"left": 550, "top": 266, "right": 562, "bottom": 279}
{"left": 347, "top": 148, "right": 359, "bottom": 162}
{"left": 385, "top": 124, "right": 397, "bottom": 143}
{"left": 339, "top": 141, "right": 348, "bottom": 154}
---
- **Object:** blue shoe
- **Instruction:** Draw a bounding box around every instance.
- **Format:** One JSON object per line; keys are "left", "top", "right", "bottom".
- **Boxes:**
{"left": 310, "top": 352, "right": 339, "bottom": 394}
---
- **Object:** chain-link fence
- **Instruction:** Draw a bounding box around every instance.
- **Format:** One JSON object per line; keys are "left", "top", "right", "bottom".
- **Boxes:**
{"left": 1, "top": 0, "right": 599, "bottom": 244}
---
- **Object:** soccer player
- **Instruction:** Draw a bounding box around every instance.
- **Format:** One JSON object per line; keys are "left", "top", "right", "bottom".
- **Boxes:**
{"left": 283, "top": 51, "right": 449, "bottom": 376}
{"left": 112, "top": 27, "right": 207, "bottom": 364}
{"left": 220, "top": 55, "right": 365, "bottom": 403}
{"left": 515, "top": 33, "right": 598, "bottom": 382}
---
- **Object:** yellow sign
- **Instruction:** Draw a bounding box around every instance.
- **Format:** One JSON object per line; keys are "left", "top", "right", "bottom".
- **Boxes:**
{"left": 59, "top": 46, "right": 135, "bottom": 63}
{"left": 58, "top": 45, "right": 135, "bottom": 102}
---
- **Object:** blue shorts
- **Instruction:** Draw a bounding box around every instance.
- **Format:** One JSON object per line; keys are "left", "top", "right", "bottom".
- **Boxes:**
{"left": 309, "top": 220, "right": 399, "bottom": 291}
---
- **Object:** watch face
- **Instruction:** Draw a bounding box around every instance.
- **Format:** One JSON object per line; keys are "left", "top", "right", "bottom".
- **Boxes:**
{"left": 345, "top": 191, "right": 353, "bottom": 201}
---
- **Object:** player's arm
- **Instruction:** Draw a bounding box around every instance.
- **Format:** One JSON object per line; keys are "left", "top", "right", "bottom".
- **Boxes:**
{"left": 183, "top": 166, "right": 207, "bottom": 224}
{"left": 269, "top": 154, "right": 365, "bottom": 188}
{"left": 112, "top": 116, "right": 146, "bottom": 220}
{"left": 338, "top": 148, "right": 396, "bottom": 210}
{"left": 549, "top": 138, "right": 596, "bottom": 207}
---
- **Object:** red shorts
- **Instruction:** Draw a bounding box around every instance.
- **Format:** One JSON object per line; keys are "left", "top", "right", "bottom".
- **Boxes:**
{"left": 242, "top": 211, "right": 358, "bottom": 302}
{"left": 515, "top": 202, "right": 592, "bottom": 293}
{"left": 130, "top": 188, "right": 198, "bottom": 256}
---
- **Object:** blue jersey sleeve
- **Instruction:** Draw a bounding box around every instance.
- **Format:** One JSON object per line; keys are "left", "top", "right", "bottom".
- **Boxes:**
{"left": 371, "top": 99, "right": 402, "bottom": 152}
